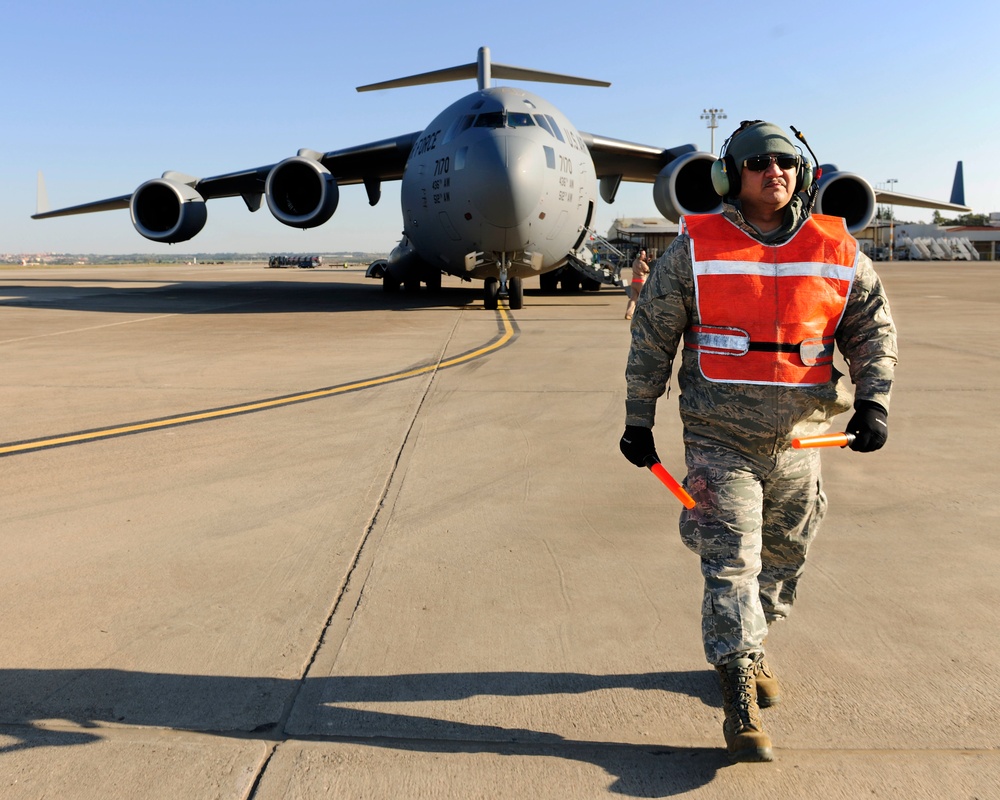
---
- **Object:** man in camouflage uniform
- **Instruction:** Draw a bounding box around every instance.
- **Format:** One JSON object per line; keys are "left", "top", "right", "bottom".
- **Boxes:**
{"left": 619, "top": 121, "right": 897, "bottom": 762}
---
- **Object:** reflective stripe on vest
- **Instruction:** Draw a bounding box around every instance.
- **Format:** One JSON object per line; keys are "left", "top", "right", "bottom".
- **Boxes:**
{"left": 683, "top": 213, "right": 859, "bottom": 386}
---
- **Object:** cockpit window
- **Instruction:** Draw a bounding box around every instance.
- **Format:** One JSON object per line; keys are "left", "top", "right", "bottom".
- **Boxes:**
{"left": 534, "top": 114, "right": 554, "bottom": 136}
{"left": 465, "top": 109, "right": 547, "bottom": 131}
{"left": 442, "top": 114, "right": 475, "bottom": 144}
{"left": 473, "top": 112, "right": 506, "bottom": 128}
{"left": 544, "top": 115, "right": 565, "bottom": 142}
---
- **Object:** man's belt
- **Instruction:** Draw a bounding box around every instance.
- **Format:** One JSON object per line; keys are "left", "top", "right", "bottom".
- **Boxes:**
{"left": 684, "top": 325, "right": 834, "bottom": 367}
{"left": 748, "top": 342, "right": 800, "bottom": 353}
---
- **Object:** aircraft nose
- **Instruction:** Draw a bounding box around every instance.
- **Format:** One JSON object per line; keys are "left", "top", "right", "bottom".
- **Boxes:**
{"left": 469, "top": 133, "right": 545, "bottom": 228}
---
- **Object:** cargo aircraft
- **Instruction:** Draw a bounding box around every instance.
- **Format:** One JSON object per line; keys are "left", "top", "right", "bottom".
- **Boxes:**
{"left": 32, "top": 46, "right": 969, "bottom": 310}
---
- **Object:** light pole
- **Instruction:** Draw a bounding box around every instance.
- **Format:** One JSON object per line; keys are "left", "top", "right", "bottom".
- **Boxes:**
{"left": 886, "top": 178, "right": 898, "bottom": 260}
{"left": 701, "top": 108, "right": 727, "bottom": 153}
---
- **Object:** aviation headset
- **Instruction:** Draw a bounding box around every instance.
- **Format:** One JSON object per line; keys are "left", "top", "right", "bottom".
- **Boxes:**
{"left": 710, "top": 120, "right": 816, "bottom": 199}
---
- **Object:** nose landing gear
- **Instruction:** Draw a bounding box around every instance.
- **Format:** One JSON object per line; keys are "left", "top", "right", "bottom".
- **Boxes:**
{"left": 483, "top": 275, "right": 523, "bottom": 311}
{"left": 483, "top": 257, "right": 523, "bottom": 311}
{"left": 507, "top": 275, "right": 523, "bottom": 309}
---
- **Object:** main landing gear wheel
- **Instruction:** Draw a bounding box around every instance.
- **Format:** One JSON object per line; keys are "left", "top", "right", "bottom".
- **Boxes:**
{"left": 484, "top": 277, "right": 500, "bottom": 310}
{"left": 507, "top": 276, "right": 523, "bottom": 310}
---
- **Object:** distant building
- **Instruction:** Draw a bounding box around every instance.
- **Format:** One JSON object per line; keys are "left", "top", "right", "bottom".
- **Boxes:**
{"left": 605, "top": 217, "right": 679, "bottom": 260}
{"left": 607, "top": 215, "right": 1000, "bottom": 262}
{"left": 860, "top": 221, "right": 1000, "bottom": 261}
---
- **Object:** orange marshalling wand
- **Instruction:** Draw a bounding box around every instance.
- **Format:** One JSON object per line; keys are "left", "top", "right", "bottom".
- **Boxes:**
{"left": 645, "top": 458, "right": 697, "bottom": 509}
{"left": 791, "top": 432, "right": 856, "bottom": 449}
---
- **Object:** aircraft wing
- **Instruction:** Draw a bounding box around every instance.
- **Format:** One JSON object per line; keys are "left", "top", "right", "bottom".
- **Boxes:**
{"left": 32, "top": 194, "right": 132, "bottom": 219}
{"left": 32, "top": 131, "right": 422, "bottom": 220}
{"left": 581, "top": 138, "right": 972, "bottom": 211}
{"left": 579, "top": 132, "right": 696, "bottom": 182}
{"left": 578, "top": 132, "right": 713, "bottom": 210}
{"left": 872, "top": 187, "right": 969, "bottom": 213}
{"left": 319, "top": 132, "right": 421, "bottom": 184}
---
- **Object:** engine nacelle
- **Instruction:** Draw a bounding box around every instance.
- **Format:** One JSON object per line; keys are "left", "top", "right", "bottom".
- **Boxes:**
{"left": 814, "top": 166, "right": 877, "bottom": 234}
{"left": 265, "top": 156, "right": 339, "bottom": 229}
{"left": 130, "top": 178, "right": 207, "bottom": 243}
{"left": 653, "top": 151, "right": 722, "bottom": 222}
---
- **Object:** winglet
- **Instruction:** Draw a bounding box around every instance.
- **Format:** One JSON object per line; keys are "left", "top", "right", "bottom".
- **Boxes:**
{"left": 950, "top": 161, "right": 965, "bottom": 207}
{"left": 36, "top": 171, "right": 50, "bottom": 216}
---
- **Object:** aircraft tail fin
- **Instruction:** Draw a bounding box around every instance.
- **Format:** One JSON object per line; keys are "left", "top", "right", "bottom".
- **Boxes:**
{"left": 36, "top": 171, "right": 50, "bottom": 216}
{"left": 950, "top": 161, "right": 965, "bottom": 206}
{"left": 357, "top": 46, "right": 609, "bottom": 93}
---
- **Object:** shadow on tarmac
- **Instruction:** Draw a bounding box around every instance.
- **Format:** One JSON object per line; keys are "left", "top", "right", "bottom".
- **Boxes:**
{"left": 0, "top": 668, "right": 729, "bottom": 797}
{"left": 0, "top": 279, "right": 483, "bottom": 315}
{"left": 0, "top": 277, "right": 606, "bottom": 315}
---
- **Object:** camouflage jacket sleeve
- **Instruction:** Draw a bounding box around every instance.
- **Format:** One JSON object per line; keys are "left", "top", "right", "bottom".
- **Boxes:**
{"left": 836, "top": 253, "right": 898, "bottom": 410}
{"left": 624, "top": 235, "right": 693, "bottom": 427}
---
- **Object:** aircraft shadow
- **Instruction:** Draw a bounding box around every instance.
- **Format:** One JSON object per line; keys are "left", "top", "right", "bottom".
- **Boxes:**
{"left": 0, "top": 278, "right": 486, "bottom": 315}
{"left": 0, "top": 667, "right": 728, "bottom": 797}
{"left": 0, "top": 277, "right": 602, "bottom": 315}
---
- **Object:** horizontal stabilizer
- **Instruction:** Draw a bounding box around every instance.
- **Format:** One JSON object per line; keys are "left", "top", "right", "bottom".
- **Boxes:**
{"left": 357, "top": 63, "right": 479, "bottom": 92}
{"left": 358, "top": 45, "right": 609, "bottom": 93}
{"left": 874, "top": 188, "right": 970, "bottom": 214}
{"left": 488, "top": 63, "right": 609, "bottom": 88}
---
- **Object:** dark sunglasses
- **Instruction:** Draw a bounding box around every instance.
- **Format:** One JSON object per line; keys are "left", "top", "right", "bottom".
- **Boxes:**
{"left": 743, "top": 154, "right": 799, "bottom": 172}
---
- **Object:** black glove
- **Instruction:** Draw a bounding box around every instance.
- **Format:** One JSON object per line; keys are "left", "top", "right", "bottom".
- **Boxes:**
{"left": 619, "top": 425, "right": 659, "bottom": 467}
{"left": 845, "top": 400, "right": 888, "bottom": 452}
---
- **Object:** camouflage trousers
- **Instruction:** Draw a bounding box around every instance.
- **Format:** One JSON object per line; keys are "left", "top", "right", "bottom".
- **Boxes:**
{"left": 679, "top": 441, "right": 827, "bottom": 665}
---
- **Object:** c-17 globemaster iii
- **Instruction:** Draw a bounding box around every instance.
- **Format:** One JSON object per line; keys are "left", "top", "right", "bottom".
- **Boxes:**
{"left": 32, "top": 46, "right": 969, "bottom": 310}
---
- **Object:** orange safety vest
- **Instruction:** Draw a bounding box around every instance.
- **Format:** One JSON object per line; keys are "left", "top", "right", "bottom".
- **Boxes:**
{"left": 682, "top": 213, "right": 858, "bottom": 386}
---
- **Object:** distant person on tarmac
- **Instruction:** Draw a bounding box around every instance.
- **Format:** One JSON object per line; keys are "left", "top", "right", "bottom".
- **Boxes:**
{"left": 618, "top": 120, "right": 897, "bottom": 762}
{"left": 624, "top": 249, "right": 649, "bottom": 320}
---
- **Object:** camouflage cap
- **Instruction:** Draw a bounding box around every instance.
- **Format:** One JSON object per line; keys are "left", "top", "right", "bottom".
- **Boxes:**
{"left": 727, "top": 122, "right": 798, "bottom": 174}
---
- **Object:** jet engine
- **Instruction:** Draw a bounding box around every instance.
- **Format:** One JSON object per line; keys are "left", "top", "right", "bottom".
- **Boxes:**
{"left": 813, "top": 166, "right": 877, "bottom": 234}
{"left": 265, "top": 155, "right": 339, "bottom": 229}
{"left": 652, "top": 151, "right": 722, "bottom": 222}
{"left": 129, "top": 178, "right": 207, "bottom": 243}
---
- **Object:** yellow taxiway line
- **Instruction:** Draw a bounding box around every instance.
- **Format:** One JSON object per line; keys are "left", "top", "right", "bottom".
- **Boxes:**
{"left": 2, "top": 305, "right": 516, "bottom": 457}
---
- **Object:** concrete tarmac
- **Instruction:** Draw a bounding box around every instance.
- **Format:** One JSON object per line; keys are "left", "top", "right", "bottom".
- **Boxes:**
{"left": 1, "top": 262, "right": 997, "bottom": 798}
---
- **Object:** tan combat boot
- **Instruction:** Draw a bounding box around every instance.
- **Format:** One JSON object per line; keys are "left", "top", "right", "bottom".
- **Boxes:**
{"left": 715, "top": 654, "right": 774, "bottom": 762}
{"left": 755, "top": 654, "right": 781, "bottom": 708}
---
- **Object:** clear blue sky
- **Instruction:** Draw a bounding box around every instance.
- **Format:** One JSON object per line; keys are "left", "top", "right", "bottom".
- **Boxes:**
{"left": 5, "top": 0, "right": 999, "bottom": 254}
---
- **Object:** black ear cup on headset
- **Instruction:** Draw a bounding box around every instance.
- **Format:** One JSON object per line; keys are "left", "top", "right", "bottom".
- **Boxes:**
{"left": 797, "top": 160, "right": 814, "bottom": 193}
